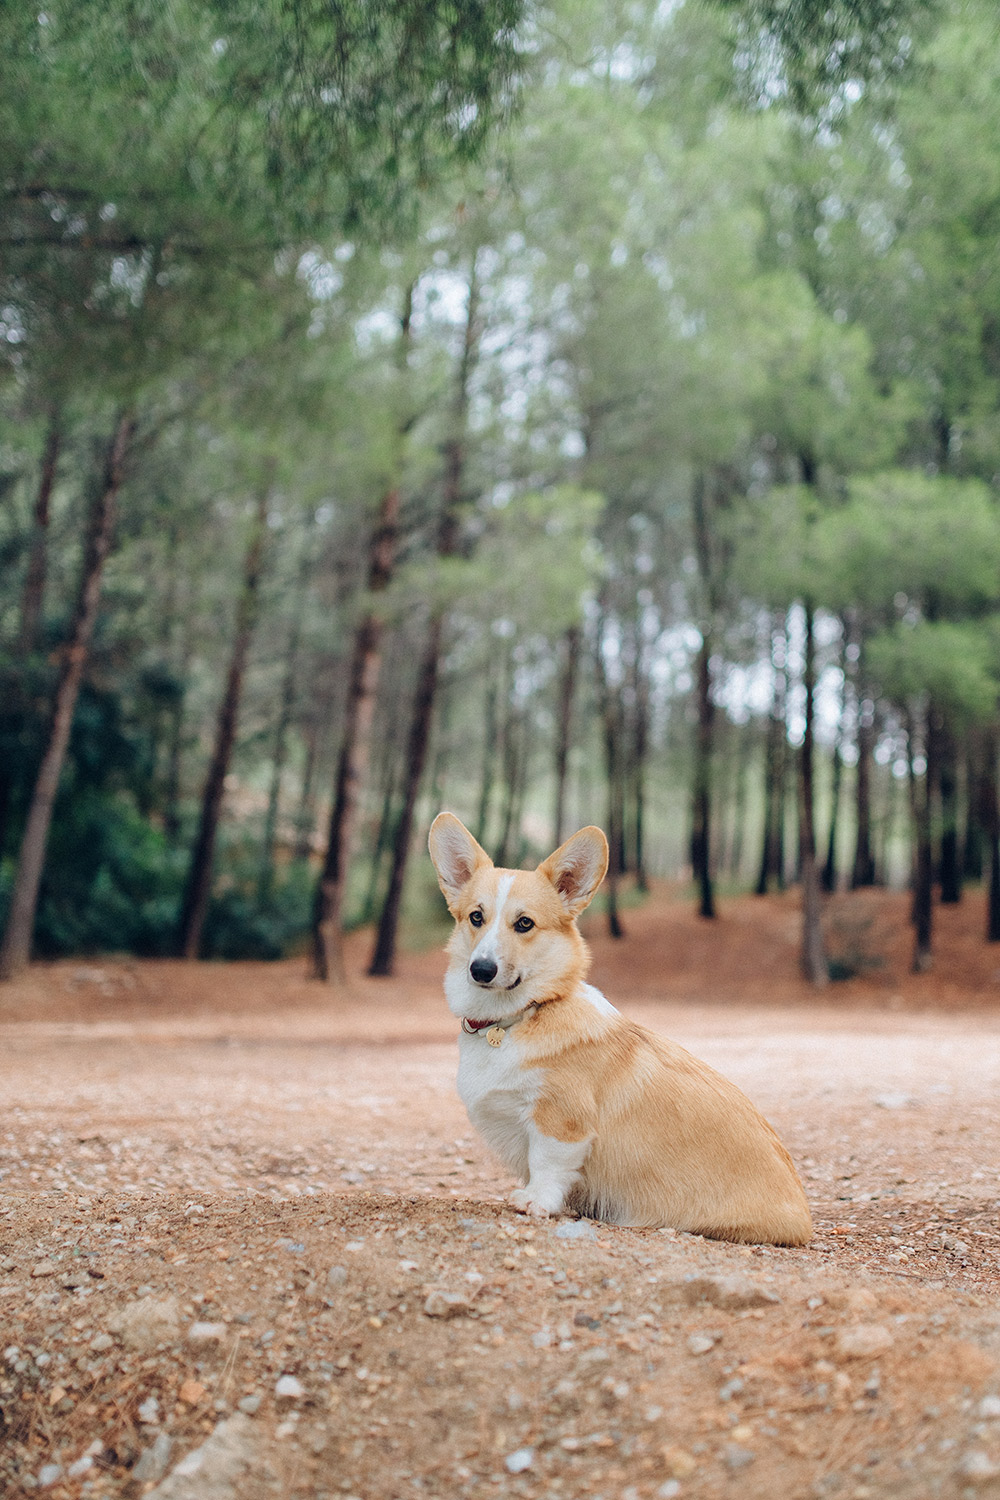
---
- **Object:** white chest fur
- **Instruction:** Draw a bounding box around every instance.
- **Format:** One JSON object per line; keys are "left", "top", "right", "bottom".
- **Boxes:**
{"left": 456, "top": 1029, "right": 541, "bottom": 1183}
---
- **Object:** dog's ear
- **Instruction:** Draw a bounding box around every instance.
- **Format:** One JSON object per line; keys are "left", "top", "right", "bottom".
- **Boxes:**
{"left": 538, "top": 826, "right": 609, "bottom": 918}
{"left": 428, "top": 813, "right": 492, "bottom": 911}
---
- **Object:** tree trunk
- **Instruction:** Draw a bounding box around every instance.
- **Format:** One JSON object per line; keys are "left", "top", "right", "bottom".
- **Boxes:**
{"left": 473, "top": 680, "right": 499, "bottom": 846}
{"left": 313, "top": 488, "right": 401, "bottom": 980}
{"left": 851, "top": 692, "right": 877, "bottom": 888}
{"left": 690, "top": 636, "right": 716, "bottom": 919}
{"left": 938, "top": 719, "right": 961, "bottom": 903}
{"left": 726, "top": 724, "right": 749, "bottom": 881}
{"left": 19, "top": 405, "right": 62, "bottom": 655}
{"left": 595, "top": 615, "right": 626, "bottom": 939}
{"left": 757, "top": 615, "right": 787, "bottom": 894}
{"left": 176, "top": 466, "right": 272, "bottom": 960}
{"left": 368, "top": 261, "right": 480, "bottom": 976}
{"left": 314, "top": 286, "right": 413, "bottom": 981}
{"left": 822, "top": 741, "right": 843, "bottom": 893}
{"left": 496, "top": 704, "right": 531, "bottom": 869}
{"left": 911, "top": 704, "right": 936, "bottom": 973}
{"left": 690, "top": 472, "right": 719, "bottom": 920}
{"left": 494, "top": 682, "right": 522, "bottom": 869}
{"left": 552, "top": 623, "right": 580, "bottom": 847}
{"left": 258, "top": 614, "right": 303, "bottom": 906}
{"left": 0, "top": 410, "right": 134, "bottom": 981}
{"left": 799, "top": 604, "right": 827, "bottom": 985}
{"left": 292, "top": 718, "right": 321, "bottom": 862}
{"left": 982, "top": 726, "right": 1000, "bottom": 942}
{"left": 360, "top": 749, "right": 400, "bottom": 924}
{"left": 368, "top": 613, "right": 445, "bottom": 975}
{"left": 962, "top": 737, "right": 985, "bottom": 882}
{"left": 628, "top": 613, "right": 650, "bottom": 893}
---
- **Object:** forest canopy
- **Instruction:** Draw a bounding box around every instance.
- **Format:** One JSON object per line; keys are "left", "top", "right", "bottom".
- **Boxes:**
{"left": 2, "top": 0, "right": 998, "bottom": 984}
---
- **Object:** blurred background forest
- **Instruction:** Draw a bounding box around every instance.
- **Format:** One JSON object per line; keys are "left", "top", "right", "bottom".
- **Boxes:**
{"left": 2, "top": 0, "right": 998, "bottom": 986}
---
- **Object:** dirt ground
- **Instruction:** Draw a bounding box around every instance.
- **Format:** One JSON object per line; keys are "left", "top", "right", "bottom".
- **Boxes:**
{"left": 3, "top": 887, "right": 1000, "bottom": 1500}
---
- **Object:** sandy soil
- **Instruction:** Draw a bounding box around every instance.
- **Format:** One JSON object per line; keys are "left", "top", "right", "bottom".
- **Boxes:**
{"left": 3, "top": 888, "right": 1000, "bottom": 1500}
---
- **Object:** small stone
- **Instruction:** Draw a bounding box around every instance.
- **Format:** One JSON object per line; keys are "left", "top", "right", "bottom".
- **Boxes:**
{"left": 178, "top": 1379, "right": 207, "bottom": 1405}
{"left": 531, "top": 1327, "right": 553, "bottom": 1349}
{"left": 138, "top": 1395, "right": 161, "bottom": 1424}
{"left": 834, "top": 1324, "right": 894, "bottom": 1360}
{"left": 31, "top": 1260, "right": 59, "bottom": 1279}
{"left": 682, "top": 1275, "right": 780, "bottom": 1312}
{"left": 187, "top": 1321, "right": 227, "bottom": 1344}
{"left": 423, "top": 1290, "right": 473, "bottom": 1319}
{"left": 656, "top": 1484, "right": 681, "bottom": 1500}
{"left": 67, "top": 1455, "right": 93, "bottom": 1480}
{"left": 873, "top": 1092, "right": 914, "bottom": 1110}
{"left": 0, "top": 1257, "right": 16, "bottom": 1272}
{"left": 37, "top": 1465, "right": 63, "bottom": 1488}
{"left": 687, "top": 1334, "right": 715, "bottom": 1356}
{"left": 661, "top": 1445, "right": 697, "bottom": 1479}
{"left": 977, "top": 1395, "right": 1000, "bottom": 1419}
{"left": 132, "top": 1433, "right": 173, "bottom": 1483}
{"left": 274, "top": 1374, "right": 305, "bottom": 1402}
{"left": 504, "top": 1448, "right": 535, "bottom": 1474}
{"left": 110, "top": 1294, "right": 181, "bottom": 1352}
{"left": 718, "top": 1377, "right": 745, "bottom": 1402}
{"left": 325, "top": 1266, "right": 347, "bottom": 1289}
{"left": 838, "top": 1288, "right": 878, "bottom": 1314}
{"left": 90, "top": 1332, "right": 114, "bottom": 1353}
{"left": 147, "top": 1412, "right": 254, "bottom": 1499}
{"left": 722, "top": 1443, "right": 756, "bottom": 1471}
{"left": 554, "top": 1220, "right": 597, "bottom": 1242}
{"left": 237, "top": 1393, "right": 263, "bottom": 1415}
{"left": 957, "top": 1450, "right": 1000, "bottom": 1484}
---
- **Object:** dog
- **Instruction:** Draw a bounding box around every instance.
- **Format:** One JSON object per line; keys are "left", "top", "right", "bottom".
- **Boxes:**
{"left": 428, "top": 812, "right": 812, "bottom": 1245}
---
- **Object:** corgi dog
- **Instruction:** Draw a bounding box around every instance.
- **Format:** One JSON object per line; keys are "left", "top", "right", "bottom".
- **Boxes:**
{"left": 428, "top": 813, "right": 812, "bottom": 1245}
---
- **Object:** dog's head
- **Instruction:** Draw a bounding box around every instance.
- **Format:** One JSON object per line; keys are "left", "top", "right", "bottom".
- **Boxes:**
{"left": 428, "top": 813, "right": 609, "bottom": 1020}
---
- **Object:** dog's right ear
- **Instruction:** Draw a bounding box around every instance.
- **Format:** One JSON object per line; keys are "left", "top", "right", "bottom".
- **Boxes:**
{"left": 428, "top": 813, "right": 492, "bottom": 912}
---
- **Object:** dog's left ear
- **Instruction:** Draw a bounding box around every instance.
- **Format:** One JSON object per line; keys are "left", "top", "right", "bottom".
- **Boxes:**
{"left": 538, "top": 826, "right": 609, "bottom": 918}
{"left": 428, "top": 813, "right": 492, "bottom": 912}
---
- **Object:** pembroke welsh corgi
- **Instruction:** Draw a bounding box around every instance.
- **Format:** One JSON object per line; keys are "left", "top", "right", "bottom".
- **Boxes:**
{"left": 428, "top": 812, "right": 812, "bottom": 1246}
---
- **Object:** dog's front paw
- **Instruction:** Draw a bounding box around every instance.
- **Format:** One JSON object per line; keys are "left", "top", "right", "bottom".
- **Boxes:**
{"left": 510, "top": 1187, "right": 560, "bottom": 1219}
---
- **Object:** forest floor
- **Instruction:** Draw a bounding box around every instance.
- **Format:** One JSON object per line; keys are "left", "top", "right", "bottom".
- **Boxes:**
{"left": 3, "top": 885, "right": 1000, "bottom": 1500}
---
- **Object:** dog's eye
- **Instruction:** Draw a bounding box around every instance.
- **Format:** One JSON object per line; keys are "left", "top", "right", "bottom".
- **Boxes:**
{"left": 513, "top": 916, "right": 535, "bottom": 934}
{"left": 469, "top": 910, "right": 484, "bottom": 927}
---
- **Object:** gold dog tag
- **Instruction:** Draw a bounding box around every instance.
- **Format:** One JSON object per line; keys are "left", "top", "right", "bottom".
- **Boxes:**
{"left": 486, "top": 1025, "right": 505, "bottom": 1047}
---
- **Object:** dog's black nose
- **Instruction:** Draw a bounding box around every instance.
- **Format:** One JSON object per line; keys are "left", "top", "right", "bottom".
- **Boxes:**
{"left": 470, "top": 957, "right": 498, "bottom": 985}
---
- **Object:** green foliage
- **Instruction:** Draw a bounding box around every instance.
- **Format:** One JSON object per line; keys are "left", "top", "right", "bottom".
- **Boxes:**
{"left": 2, "top": 0, "right": 523, "bottom": 252}
{"left": 4, "top": 792, "right": 184, "bottom": 958}
{"left": 7, "top": 0, "right": 1000, "bottom": 964}
{"left": 866, "top": 619, "right": 1000, "bottom": 722}
{"left": 201, "top": 861, "right": 314, "bottom": 961}
{"left": 401, "top": 485, "right": 603, "bottom": 630}
{"left": 717, "top": 0, "right": 939, "bottom": 113}
{"left": 819, "top": 472, "right": 1000, "bottom": 618}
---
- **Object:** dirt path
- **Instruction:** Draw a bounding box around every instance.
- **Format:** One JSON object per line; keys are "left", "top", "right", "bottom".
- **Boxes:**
{"left": 3, "top": 896, "right": 1000, "bottom": 1499}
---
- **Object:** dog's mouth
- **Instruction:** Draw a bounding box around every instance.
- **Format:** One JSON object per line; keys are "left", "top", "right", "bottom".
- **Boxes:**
{"left": 471, "top": 975, "right": 521, "bottom": 992}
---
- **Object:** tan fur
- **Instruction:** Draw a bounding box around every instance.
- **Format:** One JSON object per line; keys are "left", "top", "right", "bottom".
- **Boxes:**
{"left": 428, "top": 813, "right": 812, "bottom": 1246}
